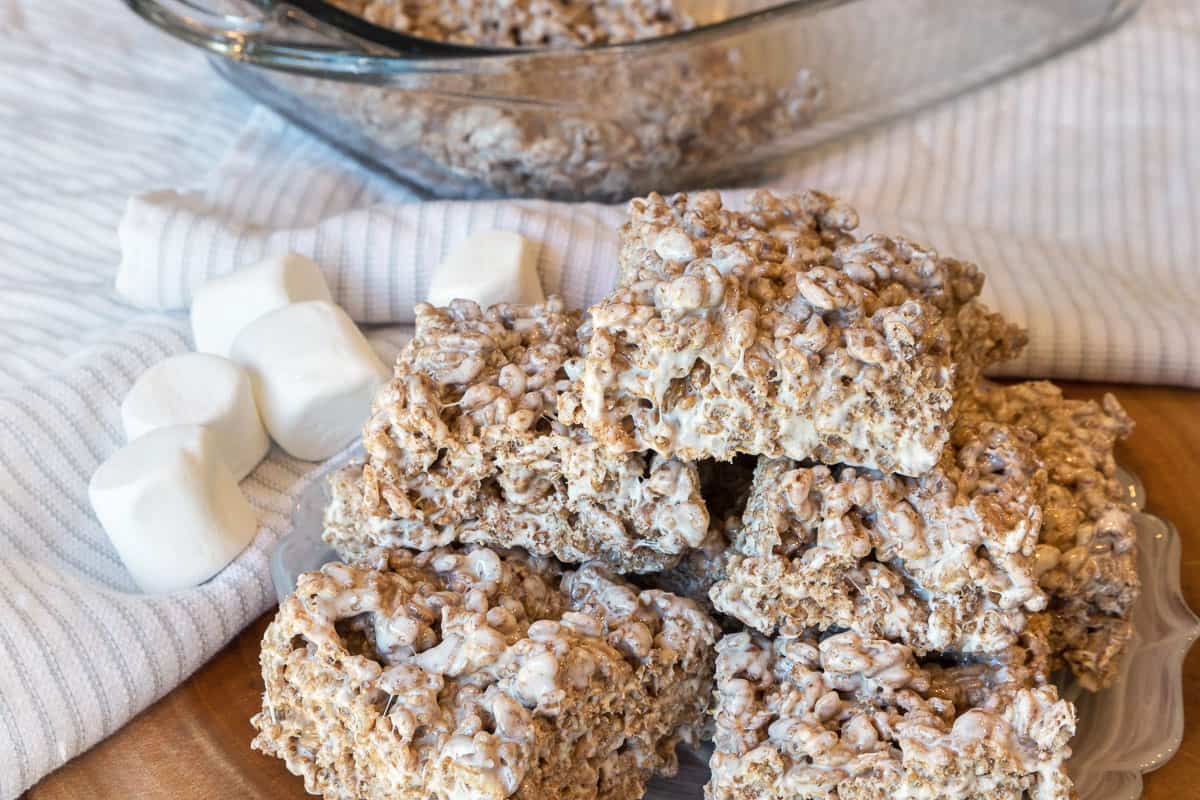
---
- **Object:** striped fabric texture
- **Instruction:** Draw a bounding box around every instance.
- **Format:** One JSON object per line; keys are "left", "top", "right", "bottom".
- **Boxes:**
{"left": 1, "top": 0, "right": 1198, "bottom": 796}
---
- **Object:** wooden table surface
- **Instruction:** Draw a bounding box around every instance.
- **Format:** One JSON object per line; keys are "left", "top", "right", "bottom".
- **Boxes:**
{"left": 24, "top": 382, "right": 1200, "bottom": 800}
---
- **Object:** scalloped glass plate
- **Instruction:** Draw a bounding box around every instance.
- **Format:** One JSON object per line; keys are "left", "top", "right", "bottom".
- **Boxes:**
{"left": 271, "top": 454, "right": 1199, "bottom": 800}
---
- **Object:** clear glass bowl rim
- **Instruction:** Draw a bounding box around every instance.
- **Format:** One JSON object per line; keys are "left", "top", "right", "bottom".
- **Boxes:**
{"left": 122, "top": 0, "right": 1143, "bottom": 76}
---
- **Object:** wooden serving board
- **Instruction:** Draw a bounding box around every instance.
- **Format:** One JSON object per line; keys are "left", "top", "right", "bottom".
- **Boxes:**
{"left": 23, "top": 383, "right": 1200, "bottom": 800}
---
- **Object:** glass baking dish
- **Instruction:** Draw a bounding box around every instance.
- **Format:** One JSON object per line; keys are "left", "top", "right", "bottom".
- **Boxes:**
{"left": 126, "top": 0, "right": 1140, "bottom": 201}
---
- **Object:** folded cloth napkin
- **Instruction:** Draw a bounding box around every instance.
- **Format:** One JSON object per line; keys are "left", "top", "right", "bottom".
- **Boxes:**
{"left": 2, "top": 0, "right": 1199, "bottom": 797}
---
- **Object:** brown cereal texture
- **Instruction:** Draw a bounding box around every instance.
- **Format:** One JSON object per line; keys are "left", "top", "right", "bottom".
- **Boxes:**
{"left": 560, "top": 189, "right": 1015, "bottom": 476}
{"left": 284, "top": 61, "right": 823, "bottom": 201}
{"left": 973, "top": 380, "right": 1138, "bottom": 691}
{"left": 637, "top": 510, "right": 734, "bottom": 616}
{"left": 252, "top": 547, "right": 719, "bottom": 800}
{"left": 708, "top": 630, "right": 1075, "bottom": 800}
{"left": 291, "top": 8, "right": 823, "bottom": 200}
{"left": 330, "top": 0, "right": 693, "bottom": 47}
{"left": 325, "top": 297, "right": 709, "bottom": 574}
{"left": 636, "top": 456, "right": 757, "bottom": 610}
{"left": 710, "top": 401, "right": 1050, "bottom": 657}
{"left": 709, "top": 380, "right": 1140, "bottom": 689}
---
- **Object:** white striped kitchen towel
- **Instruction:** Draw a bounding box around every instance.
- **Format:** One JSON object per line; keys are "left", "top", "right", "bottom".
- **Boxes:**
{"left": 2, "top": 0, "right": 1200, "bottom": 797}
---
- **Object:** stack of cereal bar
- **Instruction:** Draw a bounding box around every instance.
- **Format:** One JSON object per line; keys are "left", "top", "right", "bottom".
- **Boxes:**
{"left": 253, "top": 189, "right": 1138, "bottom": 800}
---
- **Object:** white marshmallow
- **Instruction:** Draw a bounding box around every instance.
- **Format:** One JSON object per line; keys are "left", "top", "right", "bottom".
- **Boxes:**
{"left": 230, "top": 300, "right": 389, "bottom": 461}
{"left": 426, "top": 230, "right": 545, "bottom": 309}
{"left": 88, "top": 425, "right": 258, "bottom": 594}
{"left": 190, "top": 253, "right": 333, "bottom": 357}
{"left": 120, "top": 353, "right": 270, "bottom": 481}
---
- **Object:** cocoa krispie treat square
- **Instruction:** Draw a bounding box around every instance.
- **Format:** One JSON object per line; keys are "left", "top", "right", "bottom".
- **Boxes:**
{"left": 708, "top": 630, "right": 1075, "bottom": 800}
{"left": 711, "top": 379, "right": 1139, "bottom": 690}
{"left": 325, "top": 297, "right": 709, "bottom": 573}
{"left": 974, "top": 381, "right": 1138, "bottom": 690}
{"left": 560, "top": 190, "right": 1021, "bottom": 476}
{"left": 252, "top": 547, "right": 719, "bottom": 800}
{"left": 710, "top": 403, "right": 1050, "bottom": 657}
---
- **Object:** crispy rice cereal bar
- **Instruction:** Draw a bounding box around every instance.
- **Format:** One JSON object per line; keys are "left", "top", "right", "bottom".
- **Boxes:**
{"left": 975, "top": 381, "right": 1138, "bottom": 690}
{"left": 560, "top": 190, "right": 1020, "bottom": 476}
{"left": 325, "top": 297, "right": 708, "bottom": 573}
{"left": 710, "top": 405, "right": 1050, "bottom": 657}
{"left": 708, "top": 630, "right": 1075, "bottom": 800}
{"left": 252, "top": 547, "right": 719, "bottom": 800}
{"left": 330, "top": 0, "right": 693, "bottom": 47}
{"left": 711, "top": 380, "right": 1139, "bottom": 689}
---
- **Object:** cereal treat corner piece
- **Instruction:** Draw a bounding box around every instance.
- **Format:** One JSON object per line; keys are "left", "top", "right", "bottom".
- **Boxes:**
{"left": 327, "top": 297, "right": 708, "bottom": 573}
{"left": 710, "top": 408, "right": 1049, "bottom": 656}
{"left": 708, "top": 631, "right": 1075, "bottom": 800}
{"left": 564, "top": 189, "right": 991, "bottom": 476}
{"left": 252, "top": 548, "right": 720, "bottom": 800}
{"left": 950, "top": 298, "right": 1028, "bottom": 387}
{"left": 976, "top": 381, "right": 1139, "bottom": 690}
